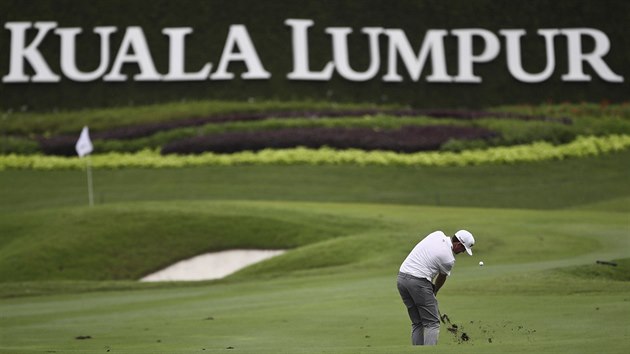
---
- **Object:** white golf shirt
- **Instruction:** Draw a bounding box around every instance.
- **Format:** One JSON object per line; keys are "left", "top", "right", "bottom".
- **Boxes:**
{"left": 399, "top": 231, "right": 455, "bottom": 281}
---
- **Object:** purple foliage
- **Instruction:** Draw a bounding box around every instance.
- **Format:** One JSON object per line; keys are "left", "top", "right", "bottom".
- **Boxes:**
{"left": 82, "top": 109, "right": 571, "bottom": 141}
{"left": 161, "top": 125, "right": 498, "bottom": 155}
{"left": 37, "top": 136, "right": 79, "bottom": 156}
{"left": 39, "top": 108, "right": 562, "bottom": 155}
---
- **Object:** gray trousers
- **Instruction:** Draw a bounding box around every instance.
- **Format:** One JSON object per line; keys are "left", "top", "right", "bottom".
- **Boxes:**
{"left": 396, "top": 272, "right": 441, "bottom": 345}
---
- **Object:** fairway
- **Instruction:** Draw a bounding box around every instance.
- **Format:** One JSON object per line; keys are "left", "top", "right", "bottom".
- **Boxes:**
{"left": 1, "top": 151, "right": 629, "bottom": 353}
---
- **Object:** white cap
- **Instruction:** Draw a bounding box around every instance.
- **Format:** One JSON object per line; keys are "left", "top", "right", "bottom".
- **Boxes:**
{"left": 455, "top": 230, "right": 475, "bottom": 256}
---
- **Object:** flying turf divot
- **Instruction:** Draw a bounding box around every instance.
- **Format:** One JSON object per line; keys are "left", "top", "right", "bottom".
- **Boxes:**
{"left": 440, "top": 313, "right": 537, "bottom": 344}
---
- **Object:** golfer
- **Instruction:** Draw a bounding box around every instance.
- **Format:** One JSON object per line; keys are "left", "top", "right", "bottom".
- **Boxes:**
{"left": 397, "top": 230, "right": 475, "bottom": 345}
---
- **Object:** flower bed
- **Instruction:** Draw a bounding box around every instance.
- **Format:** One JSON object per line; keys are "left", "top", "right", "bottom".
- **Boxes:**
{"left": 28, "top": 107, "right": 574, "bottom": 156}
{"left": 161, "top": 125, "right": 498, "bottom": 154}
{"left": 91, "top": 109, "right": 568, "bottom": 141}
{"left": 38, "top": 108, "right": 569, "bottom": 141}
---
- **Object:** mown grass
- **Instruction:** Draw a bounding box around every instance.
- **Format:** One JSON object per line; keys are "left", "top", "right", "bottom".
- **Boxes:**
{"left": 2, "top": 149, "right": 628, "bottom": 213}
{"left": 0, "top": 201, "right": 628, "bottom": 353}
{"left": 3, "top": 198, "right": 621, "bottom": 286}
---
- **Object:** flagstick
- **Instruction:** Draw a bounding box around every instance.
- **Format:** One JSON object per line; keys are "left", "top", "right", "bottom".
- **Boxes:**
{"left": 86, "top": 156, "right": 94, "bottom": 207}
{"left": 76, "top": 126, "right": 95, "bottom": 207}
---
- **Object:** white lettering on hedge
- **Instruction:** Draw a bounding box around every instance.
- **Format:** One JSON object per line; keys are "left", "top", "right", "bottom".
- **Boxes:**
{"left": 103, "top": 27, "right": 161, "bottom": 81}
{"left": 285, "top": 19, "right": 334, "bottom": 80}
{"left": 162, "top": 28, "right": 212, "bottom": 81}
{"left": 451, "top": 29, "right": 501, "bottom": 83}
{"left": 3, "top": 22, "right": 60, "bottom": 82}
{"left": 56, "top": 26, "right": 117, "bottom": 82}
{"left": 325, "top": 27, "right": 384, "bottom": 81}
{"left": 561, "top": 28, "right": 623, "bottom": 82}
{"left": 383, "top": 29, "right": 451, "bottom": 82}
{"left": 1, "top": 21, "right": 624, "bottom": 84}
{"left": 500, "top": 29, "right": 559, "bottom": 83}
{"left": 210, "top": 25, "right": 270, "bottom": 80}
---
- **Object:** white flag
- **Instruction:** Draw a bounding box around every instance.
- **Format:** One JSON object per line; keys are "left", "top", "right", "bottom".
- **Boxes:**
{"left": 75, "top": 126, "right": 94, "bottom": 157}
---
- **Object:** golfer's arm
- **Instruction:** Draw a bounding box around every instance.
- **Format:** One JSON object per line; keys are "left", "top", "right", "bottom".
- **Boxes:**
{"left": 433, "top": 273, "right": 447, "bottom": 295}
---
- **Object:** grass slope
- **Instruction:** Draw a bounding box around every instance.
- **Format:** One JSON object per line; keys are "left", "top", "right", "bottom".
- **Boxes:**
{"left": 0, "top": 201, "right": 374, "bottom": 282}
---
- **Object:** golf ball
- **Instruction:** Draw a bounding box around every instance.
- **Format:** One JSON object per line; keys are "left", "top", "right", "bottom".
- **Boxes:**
{"left": 479, "top": 261, "right": 484, "bottom": 266}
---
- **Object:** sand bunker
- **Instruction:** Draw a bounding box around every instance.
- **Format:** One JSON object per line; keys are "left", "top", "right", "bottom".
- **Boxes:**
{"left": 140, "top": 249, "right": 285, "bottom": 282}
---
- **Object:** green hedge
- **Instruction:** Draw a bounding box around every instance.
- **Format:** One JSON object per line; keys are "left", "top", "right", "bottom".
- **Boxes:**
{"left": 1, "top": 0, "right": 629, "bottom": 110}
{"left": 2, "top": 135, "right": 628, "bottom": 170}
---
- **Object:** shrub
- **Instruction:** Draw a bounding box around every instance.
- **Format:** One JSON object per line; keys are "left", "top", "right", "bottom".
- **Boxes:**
{"left": 477, "top": 119, "right": 577, "bottom": 146}
{"left": 0, "top": 136, "right": 39, "bottom": 154}
{"left": 2, "top": 135, "right": 629, "bottom": 170}
{"left": 440, "top": 139, "right": 491, "bottom": 152}
{"left": 37, "top": 136, "right": 78, "bottom": 156}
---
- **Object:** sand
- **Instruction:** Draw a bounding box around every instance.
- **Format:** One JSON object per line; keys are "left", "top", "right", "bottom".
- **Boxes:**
{"left": 140, "top": 249, "right": 286, "bottom": 282}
